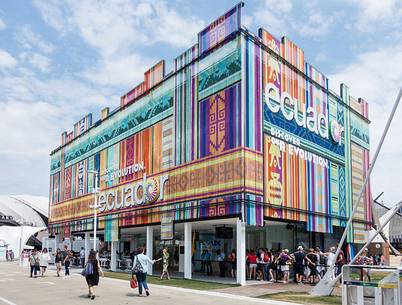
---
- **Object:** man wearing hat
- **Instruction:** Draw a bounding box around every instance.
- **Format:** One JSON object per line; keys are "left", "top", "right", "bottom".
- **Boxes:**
{"left": 293, "top": 246, "right": 306, "bottom": 284}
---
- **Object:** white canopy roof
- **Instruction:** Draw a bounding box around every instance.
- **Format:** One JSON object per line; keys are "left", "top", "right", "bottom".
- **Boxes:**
{"left": 0, "top": 195, "right": 48, "bottom": 227}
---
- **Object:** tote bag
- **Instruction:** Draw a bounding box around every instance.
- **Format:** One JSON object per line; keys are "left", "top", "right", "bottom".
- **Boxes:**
{"left": 130, "top": 275, "right": 138, "bottom": 288}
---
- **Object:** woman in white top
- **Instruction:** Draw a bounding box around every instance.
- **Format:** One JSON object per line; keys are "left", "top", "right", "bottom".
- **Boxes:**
{"left": 132, "top": 247, "right": 161, "bottom": 297}
{"left": 325, "top": 247, "right": 336, "bottom": 280}
{"left": 39, "top": 248, "right": 51, "bottom": 277}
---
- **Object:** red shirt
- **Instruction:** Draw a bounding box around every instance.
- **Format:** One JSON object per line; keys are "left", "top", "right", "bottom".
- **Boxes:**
{"left": 248, "top": 254, "right": 257, "bottom": 264}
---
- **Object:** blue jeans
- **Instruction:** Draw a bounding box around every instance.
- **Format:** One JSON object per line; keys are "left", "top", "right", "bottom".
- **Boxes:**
{"left": 136, "top": 272, "right": 148, "bottom": 295}
{"left": 263, "top": 264, "right": 269, "bottom": 281}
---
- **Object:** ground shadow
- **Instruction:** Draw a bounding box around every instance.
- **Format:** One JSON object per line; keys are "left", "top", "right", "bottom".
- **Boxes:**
{"left": 126, "top": 293, "right": 138, "bottom": 297}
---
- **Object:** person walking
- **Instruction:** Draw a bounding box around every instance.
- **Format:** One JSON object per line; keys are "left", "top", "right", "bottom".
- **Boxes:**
{"left": 85, "top": 250, "right": 104, "bottom": 300}
{"left": 39, "top": 248, "right": 51, "bottom": 277}
{"left": 160, "top": 248, "right": 170, "bottom": 280}
{"left": 29, "top": 249, "right": 40, "bottom": 278}
{"left": 79, "top": 247, "right": 85, "bottom": 268}
{"left": 53, "top": 248, "right": 63, "bottom": 277}
{"left": 132, "top": 247, "right": 159, "bottom": 297}
{"left": 64, "top": 250, "right": 72, "bottom": 277}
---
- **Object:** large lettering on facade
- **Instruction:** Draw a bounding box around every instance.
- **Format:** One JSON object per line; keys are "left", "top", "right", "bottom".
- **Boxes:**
{"left": 98, "top": 174, "right": 169, "bottom": 212}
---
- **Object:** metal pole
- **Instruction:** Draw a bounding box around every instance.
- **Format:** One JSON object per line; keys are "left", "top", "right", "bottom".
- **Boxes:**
{"left": 349, "top": 200, "right": 402, "bottom": 265}
{"left": 93, "top": 172, "right": 98, "bottom": 251}
{"left": 311, "top": 86, "right": 402, "bottom": 296}
{"left": 331, "top": 200, "right": 402, "bottom": 284}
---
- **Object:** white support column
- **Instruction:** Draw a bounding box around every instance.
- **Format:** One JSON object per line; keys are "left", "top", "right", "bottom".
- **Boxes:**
{"left": 110, "top": 241, "right": 118, "bottom": 271}
{"left": 84, "top": 232, "right": 90, "bottom": 264}
{"left": 184, "top": 222, "right": 192, "bottom": 279}
{"left": 236, "top": 218, "right": 246, "bottom": 286}
{"left": 146, "top": 226, "right": 154, "bottom": 275}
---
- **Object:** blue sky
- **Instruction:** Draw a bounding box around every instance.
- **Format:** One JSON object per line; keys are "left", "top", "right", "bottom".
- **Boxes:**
{"left": 0, "top": 0, "right": 401, "bottom": 207}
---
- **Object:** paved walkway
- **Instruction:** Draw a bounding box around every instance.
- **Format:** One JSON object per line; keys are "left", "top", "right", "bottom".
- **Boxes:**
{"left": 0, "top": 262, "right": 301, "bottom": 305}
{"left": 216, "top": 282, "right": 341, "bottom": 297}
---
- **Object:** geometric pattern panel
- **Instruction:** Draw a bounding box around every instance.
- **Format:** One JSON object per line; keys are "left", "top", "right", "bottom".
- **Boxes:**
{"left": 199, "top": 82, "right": 241, "bottom": 158}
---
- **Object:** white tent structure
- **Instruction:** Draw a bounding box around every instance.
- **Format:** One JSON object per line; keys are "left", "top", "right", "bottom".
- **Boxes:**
{"left": 0, "top": 195, "right": 48, "bottom": 260}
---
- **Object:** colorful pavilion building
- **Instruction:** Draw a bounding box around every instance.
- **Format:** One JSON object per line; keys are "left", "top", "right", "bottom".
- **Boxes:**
{"left": 48, "top": 3, "right": 372, "bottom": 284}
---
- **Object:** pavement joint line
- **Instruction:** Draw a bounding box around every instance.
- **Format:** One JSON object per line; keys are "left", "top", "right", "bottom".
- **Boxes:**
{"left": 102, "top": 276, "right": 303, "bottom": 305}
{"left": 0, "top": 296, "right": 17, "bottom": 305}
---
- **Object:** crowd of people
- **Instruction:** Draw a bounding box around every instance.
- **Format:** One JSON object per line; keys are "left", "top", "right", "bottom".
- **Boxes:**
{"left": 12, "top": 244, "right": 389, "bottom": 299}
{"left": 25, "top": 247, "right": 78, "bottom": 278}
{"left": 197, "top": 245, "right": 385, "bottom": 284}
{"left": 5, "top": 249, "right": 15, "bottom": 261}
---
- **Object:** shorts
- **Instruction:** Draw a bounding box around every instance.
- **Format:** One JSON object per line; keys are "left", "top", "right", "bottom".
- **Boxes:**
{"left": 56, "top": 262, "right": 62, "bottom": 268}
{"left": 249, "top": 264, "right": 257, "bottom": 270}
{"left": 230, "top": 262, "right": 237, "bottom": 270}
{"left": 294, "top": 265, "right": 304, "bottom": 275}
{"left": 281, "top": 265, "right": 289, "bottom": 272}
{"left": 40, "top": 266, "right": 47, "bottom": 269}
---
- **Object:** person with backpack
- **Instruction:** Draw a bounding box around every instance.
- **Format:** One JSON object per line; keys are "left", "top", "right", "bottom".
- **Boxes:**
{"left": 29, "top": 249, "right": 40, "bottom": 278}
{"left": 84, "top": 250, "right": 104, "bottom": 300}
{"left": 132, "top": 247, "right": 160, "bottom": 297}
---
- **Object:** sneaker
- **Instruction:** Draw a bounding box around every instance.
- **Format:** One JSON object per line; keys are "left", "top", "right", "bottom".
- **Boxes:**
{"left": 145, "top": 291, "right": 150, "bottom": 297}
{"left": 138, "top": 294, "right": 144, "bottom": 297}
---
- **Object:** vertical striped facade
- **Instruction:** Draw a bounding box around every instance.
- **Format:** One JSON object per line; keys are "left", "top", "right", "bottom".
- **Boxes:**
{"left": 49, "top": 3, "right": 371, "bottom": 244}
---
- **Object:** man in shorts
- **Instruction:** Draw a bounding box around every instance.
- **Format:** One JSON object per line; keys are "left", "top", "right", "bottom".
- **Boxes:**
{"left": 293, "top": 246, "right": 306, "bottom": 283}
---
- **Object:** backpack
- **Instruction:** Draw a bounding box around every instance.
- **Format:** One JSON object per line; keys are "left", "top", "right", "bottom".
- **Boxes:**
{"left": 132, "top": 256, "right": 144, "bottom": 273}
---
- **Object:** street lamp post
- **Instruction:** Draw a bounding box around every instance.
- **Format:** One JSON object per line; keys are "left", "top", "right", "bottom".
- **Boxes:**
{"left": 87, "top": 170, "right": 99, "bottom": 251}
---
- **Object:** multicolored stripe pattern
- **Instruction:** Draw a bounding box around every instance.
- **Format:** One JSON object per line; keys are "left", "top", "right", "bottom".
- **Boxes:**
{"left": 198, "top": 2, "right": 243, "bottom": 56}
{"left": 263, "top": 135, "right": 332, "bottom": 233}
{"left": 174, "top": 45, "right": 198, "bottom": 164}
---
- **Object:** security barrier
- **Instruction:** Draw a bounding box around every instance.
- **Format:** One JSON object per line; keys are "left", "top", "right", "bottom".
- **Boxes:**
{"left": 342, "top": 265, "right": 401, "bottom": 305}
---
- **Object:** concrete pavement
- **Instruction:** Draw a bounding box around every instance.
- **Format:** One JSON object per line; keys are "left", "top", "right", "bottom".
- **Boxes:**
{"left": 0, "top": 262, "right": 301, "bottom": 305}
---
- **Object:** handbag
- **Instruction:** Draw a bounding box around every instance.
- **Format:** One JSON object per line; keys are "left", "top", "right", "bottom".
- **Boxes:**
{"left": 81, "top": 262, "right": 94, "bottom": 277}
{"left": 130, "top": 275, "right": 138, "bottom": 288}
{"left": 132, "top": 256, "right": 144, "bottom": 273}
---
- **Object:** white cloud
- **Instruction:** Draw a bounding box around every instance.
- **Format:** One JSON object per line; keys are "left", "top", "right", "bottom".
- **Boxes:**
{"left": 329, "top": 44, "right": 402, "bottom": 205}
{"left": 252, "top": 0, "right": 293, "bottom": 37}
{"left": 28, "top": 53, "right": 52, "bottom": 73}
{"left": 0, "top": 50, "right": 18, "bottom": 68}
{"left": 0, "top": 101, "right": 61, "bottom": 156}
{"left": 15, "top": 25, "right": 55, "bottom": 54}
{"left": 82, "top": 53, "right": 153, "bottom": 86}
{"left": 33, "top": 0, "right": 205, "bottom": 87}
{"left": 0, "top": 18, "right": 5, "bottom": 31}
{"left": 347, "top": 0, "right": 402, "bottom": 32}
{"left": 250, "top": 0, "right": 337, "bottom": 38}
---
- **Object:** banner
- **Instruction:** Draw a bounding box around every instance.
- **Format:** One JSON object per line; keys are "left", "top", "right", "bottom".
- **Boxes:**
{"left": 161, "top": 215, "right": 174, "bottom": 240}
